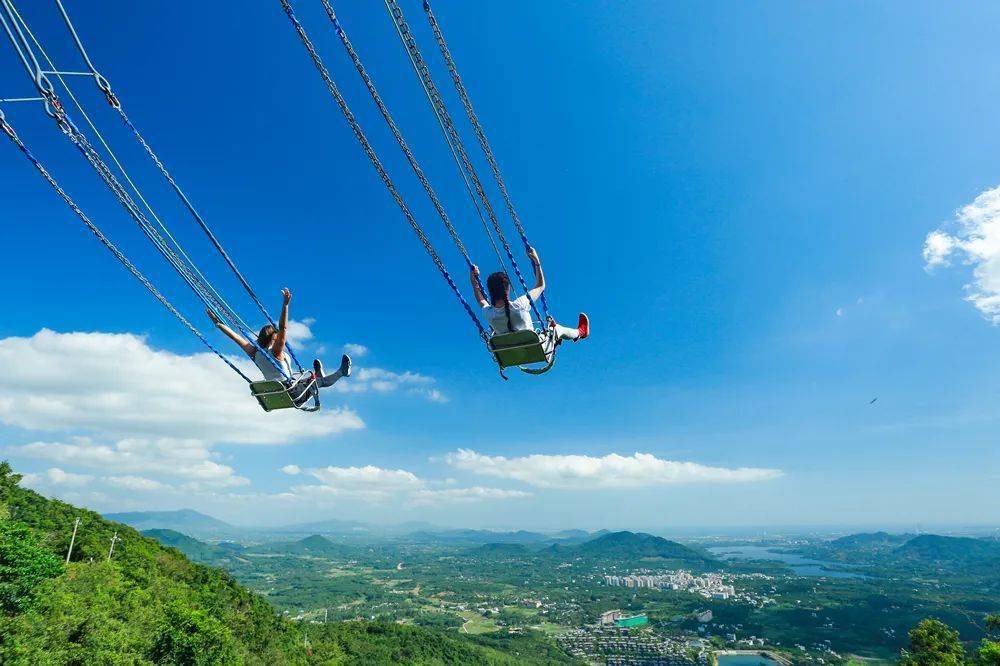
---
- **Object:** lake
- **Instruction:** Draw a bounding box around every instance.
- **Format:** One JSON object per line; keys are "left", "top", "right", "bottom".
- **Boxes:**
{"left": 708, "top": 545, "right": 867, "bottom": 579}
{"left": 716, "top": 653, "right": 780, "bottom": 666}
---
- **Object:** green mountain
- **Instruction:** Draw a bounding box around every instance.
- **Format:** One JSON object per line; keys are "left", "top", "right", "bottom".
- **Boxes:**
{"left": 104, "top": 508, "right": 234, "bottom": 536}
{"left": 255, "top": 534, "right": 363, "bottom": 559}
{"left": 0, "top": 462, "right": 575, "bottom": 665}
{"left": 829, "top": 531, "right": 914, "bottom": 551}
{"left": 141, "top": 528, "right": 243, "bottom": 565}
{"left": 561, "top": 530, "right": 713, "bottom": 564}
{"left": 894, "top": 535, "right": 1000, "bottom": 566}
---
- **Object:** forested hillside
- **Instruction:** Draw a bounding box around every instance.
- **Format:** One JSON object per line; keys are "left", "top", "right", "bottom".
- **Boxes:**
{"left": 0, "top": 462, "right": 574, "bottom": 665}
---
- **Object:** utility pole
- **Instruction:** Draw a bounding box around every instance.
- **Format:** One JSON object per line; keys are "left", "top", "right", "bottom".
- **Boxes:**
{"left": 65, "top": 517, "right": 80, "bottom": 564}
{"left": 107, "top": 531, "right": 120, "bottom": 560}
{"left": 324, "top": 608, "right": 328, "bottom": 623}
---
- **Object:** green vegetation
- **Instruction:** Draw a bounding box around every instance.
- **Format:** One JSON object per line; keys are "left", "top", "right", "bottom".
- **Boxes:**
{"left": 899, "top": 615, "right": 1000, "bottom": 665}
{"left": 567, "top": 530, "right": 715, "bottom": 564}
{"left": 900, "top": 619, "right": 966, "bottom": 665}
{"left": 6, "top": 460, "right": 1000, "bottom": 666}
{"left": 0, "top": 462, "right": 578, "bottom": 665}
{"left": 1, "top": 462, "right": 302, "bottom": 665}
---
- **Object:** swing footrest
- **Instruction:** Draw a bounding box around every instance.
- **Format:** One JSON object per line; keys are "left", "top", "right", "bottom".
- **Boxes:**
{"left": 250, "top": 373, "right": 320, "bottom": 412}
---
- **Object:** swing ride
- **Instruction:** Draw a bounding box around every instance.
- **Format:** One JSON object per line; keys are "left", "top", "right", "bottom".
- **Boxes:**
{"left": 0, "top": 0, "right": 582, "bottom": 409}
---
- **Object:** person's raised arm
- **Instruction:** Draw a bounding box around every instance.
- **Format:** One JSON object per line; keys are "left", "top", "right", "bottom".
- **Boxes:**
{"left": 206, "top": 308, "right": 255, "bottom": 356}
{"left": 470, "top": 264, "right": 488, "bottom": 307}
{"left": 271, "top": 288, "right": 292, "bottom": 360}
{"left": 526, "top": 247, "right": 546, "bottom": 302}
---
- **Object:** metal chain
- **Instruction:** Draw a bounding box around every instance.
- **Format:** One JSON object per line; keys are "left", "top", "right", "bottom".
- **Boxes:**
{"left": 3, "top": 0, "right": 288, "bottom": 378}
{"left": 278, "top": 0, "right": 490, "bottom": 346}
{"left": 9, "top": 0, "right": 301, "bottom": 375}
{"left": 383, "top": 0, "right": 545, "bottom": 328}
{"left": 110, "top": 105, "right": 304, "bottom": 374}
{"left": 47, "top": 94, "right": 289, "bottom": 379}
{"left": 422, "top": 0, "right": 550, "bottom": 320}
{"left": 320, "top": 0, "right": 487, "bottom": 298}
{"left": 7, "top": 0, "right": 295, "bottom": 377}
{"left": 0, "top": 111, "right": 252, "bottom": 382}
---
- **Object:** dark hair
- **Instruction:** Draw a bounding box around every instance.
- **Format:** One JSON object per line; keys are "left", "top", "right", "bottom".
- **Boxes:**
{"left": 257, "top": 324, "right": 277, "bottom": 350}
{"left": 486, "top": 271, "right": 513, "bottom": 331}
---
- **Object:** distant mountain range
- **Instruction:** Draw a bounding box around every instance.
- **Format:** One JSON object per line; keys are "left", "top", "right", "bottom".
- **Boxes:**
{"left": 468, "top": 531, "right": 714, "bottom": 566}
{"left": 894, "top": 534, "right": 1000, "bottom": 564}
{"left": 828, "top": 531, "right": 915, "bottom": 552}
{"left": 105, "top": 509, "right": 609, "bottom": 543}
{"left": 808, "top": 531, "right": 1000, "bottom": 573}
{"left": 566, "top": 530, "right": 714, "bottom": 563}
{"left": 106, "top": 509, "right": 234, "bottom": 536}
{"left": 141, "top": 528, "right": 242, "bottom": 563}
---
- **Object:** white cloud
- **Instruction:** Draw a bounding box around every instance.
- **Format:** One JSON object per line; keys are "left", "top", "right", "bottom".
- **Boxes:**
{"left": 444, "top": 449, "right": 783, "bottom": 489}
{"left": 334, "top": 367, "right": 446, "bottom": 402}
{"left": 21, "top": 467, "right": 94, "bottom": 488}
{"left": 103, "top": 475, "right": 169, "bottom": 491}
{"left": 923, "top": 230, "right": 956, "bottom": 269}
{"left": 6, "top": 438, "right": 249, "bottom": 488}
{"left": 343, "top": 343, "right": 369, "bottom": 358}
{"left": 924, "top": 185, "right": 1000, "bottom": 322}
{"left": 0, "top": 330, "right": 363, "bottom": 445}
{"left": 420, "top": 388, "right": 449, "bottom": 404}
{"left": 408, "top": 486, "right": 532, "bottom": 506}
{"left": 47, "top": 467, "right": 94, "bottom": 487}
{"left": 281, "top": 464, "right": 522, "bottom": 506}
{"left": 281, "top": 464, "right": 302, "bottom": 475}
{"left": 285, "top": 318, "right": 315, "bottom": 347}
{"left": 297, "top": 464, "right": 424, "bottom": 501}
{"left": 305, "top": 464, "right": 424, "bottom": 490}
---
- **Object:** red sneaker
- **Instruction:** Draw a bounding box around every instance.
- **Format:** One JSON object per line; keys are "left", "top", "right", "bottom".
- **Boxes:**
{"left": 577, "top": 313, "right": 590, "bottom": 341}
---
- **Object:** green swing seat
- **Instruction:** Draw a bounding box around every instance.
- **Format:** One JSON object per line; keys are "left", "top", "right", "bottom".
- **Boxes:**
{"left": 489, "top": 328, "right": 557, "bottom": 375}
{"left": 250, "top": 372, "right": 321, "bottom": 412}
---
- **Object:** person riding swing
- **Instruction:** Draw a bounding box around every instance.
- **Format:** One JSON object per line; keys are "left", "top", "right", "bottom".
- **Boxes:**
{"left": 206, "top": 288, "right": 351, "bottom": 409}
{"left": 470, "top": 247, "right": 589, "bottom": 374}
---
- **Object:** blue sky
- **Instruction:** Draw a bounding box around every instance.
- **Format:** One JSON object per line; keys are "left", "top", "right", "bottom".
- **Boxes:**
{"left": 1, "top": 0, "right": 999, "bottom": 530}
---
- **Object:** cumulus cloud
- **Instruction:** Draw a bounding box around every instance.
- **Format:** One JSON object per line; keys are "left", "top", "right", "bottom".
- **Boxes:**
{"left": 343, "top": 343, "right": 369, "bottom": 358}
{"left": 288, "top": 464, "right": 424, "bottom": 502}
{"left": 285, "top": 318, "right": 315, "bottom": 347}
{"left": 0, "top": 330, "right": 363, "bottom": 445}
{"left": 45, "top": 467, "right": 94, "bottom": 487}
{"left": 281, "top": 464, "right": 302, "bottom": 475}
{"left": 444, "top": 449, "right": 783, "bottom": 489}
{"left": 924, "top": 185, "right": 1000, "bottom": 322}
{"left": 333, "top": 367, "right": 446, "bottom": 403}
{"left": 7, "top": 438, "right": 249, "bottom": 488}
{"left": 408, "top": 486, "right": 532, "bottom": 506}
{"left": 282, "top": 464, "right": 521, "bottom": 506}
{"left": 305, "top": 465, "right": 423, "bottom": 491}
{"left": 103, "top": 475, "right": 169, "bottom": 491}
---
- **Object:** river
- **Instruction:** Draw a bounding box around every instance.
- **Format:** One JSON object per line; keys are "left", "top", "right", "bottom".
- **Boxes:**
{"left": 708, "top": 545, "right": 867, "bottom": 579}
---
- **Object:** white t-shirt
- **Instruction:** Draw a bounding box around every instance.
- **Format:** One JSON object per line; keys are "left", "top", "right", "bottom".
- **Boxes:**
{"left": 484, "top": 295, "right": 534, "bottom": 334}
{"left": 253, "top": 348, "right": 291, "bottom": 381}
